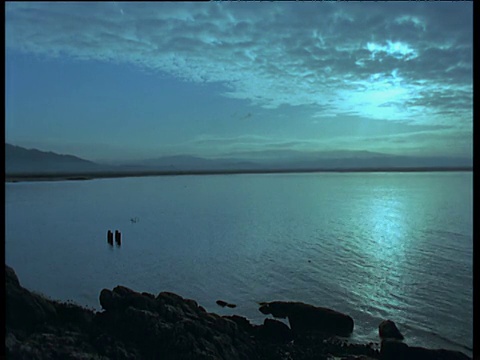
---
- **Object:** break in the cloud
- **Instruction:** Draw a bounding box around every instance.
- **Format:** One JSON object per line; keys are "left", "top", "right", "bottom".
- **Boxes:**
{"left": 5, "top": 2, "right": 473, "bottom": 161}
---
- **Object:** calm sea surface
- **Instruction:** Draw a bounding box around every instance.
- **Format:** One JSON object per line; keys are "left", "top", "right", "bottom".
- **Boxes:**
{"left": 5, "top": 172, "right": 473, "bottom": 355}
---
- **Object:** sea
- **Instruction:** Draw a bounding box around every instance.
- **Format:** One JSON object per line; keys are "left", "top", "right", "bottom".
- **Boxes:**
{"left": 5, "top": 171, "right": 473, "bottom": 357}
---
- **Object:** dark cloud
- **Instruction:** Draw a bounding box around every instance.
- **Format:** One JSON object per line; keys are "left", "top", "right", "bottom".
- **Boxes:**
{"left": 5, "top": 2, "right": 472, "bottom": 127}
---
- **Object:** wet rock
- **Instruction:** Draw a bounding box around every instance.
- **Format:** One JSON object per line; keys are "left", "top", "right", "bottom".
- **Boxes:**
{"left": 53, "top": 301, "right": 95, "bottom": 331}
{"left": 378, "top": 320, "right": 404, "bottom": 340}
{"left": 223, "top": 315, "right": 257, "bottom": 335}
{"left": 406, "top": 346, "right": 471, "bottom": 360}
{"left": 99, "top": 286, "right": 156, "bottom": 313}
{"left": 6, "top": 264, "right": 471, "bottom": 360}
{"left": 5, "top": 332, "right": 20, "bottom": 356}
{"left": 380, "top": 339, "right": 409, "bottom": 359}
{"left": 8, "top": 331, "right": 109, "bottom": 360}
{"left": 258, "top": 318, "right": 293, "bottom": 343}
{"left": 380, "top": 339, "right": 471, "bottom": 360}
{"left": 217, "top": 299, "right": 237, "bottom": 308}
{"left": 6, "top": 265, "right": 57, "bottom": 331}
{"left": 259, "top": 301, "right": 354, "bottom": 337}
{"left": 92, "top": 333, "right": 142, "bottom": 359}
{"left": 6, "top": 264, "right": 20, "bottom": 287}
{"left": 97, "top": 287, "right": 259, "bottom": 359}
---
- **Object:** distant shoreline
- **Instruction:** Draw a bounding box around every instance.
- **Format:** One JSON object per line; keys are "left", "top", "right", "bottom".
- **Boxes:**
{"left": 5, "top": 167, "right": 473, "bottom": 183}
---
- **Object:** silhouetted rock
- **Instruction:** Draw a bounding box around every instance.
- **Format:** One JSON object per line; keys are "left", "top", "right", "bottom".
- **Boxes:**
{"left": 258, "top": 318, "right": 293, "bottom": 343}
{"left": 6, "top": 265, "right": 57, "bottom": 331}
{"left": 100, "top": 286, "right": 156, "bottom": 314}
{"left": 5, "top": 265, "right": 471, "bottom": 360}
{"left": 223, "top": 315, "right": 260, "bottom": 337}
{"left": 380, "top": 339, "right": 409, "bottom": 359}
{"left": 97, "top": 287, "right": 259, "bottom": 359}
{"left": 6, "top": 264, "right": 20, "bottom": 287}
{"left": 378, "top": 320, "right": 404, "bottom": 340}
{"left": 406, "top": 346, "right": 472, "bottom": 360}
{"left": 380, "top": 339, "right": 470, "bottom": 360}
{"left": 216, "top": 300, "right": 228, "bottom": 307}
{"left": 259, "top": 301, "right": 354, "bottom": 337}
{"left": 216, "top": 299, "right": 237, "bottom": 308}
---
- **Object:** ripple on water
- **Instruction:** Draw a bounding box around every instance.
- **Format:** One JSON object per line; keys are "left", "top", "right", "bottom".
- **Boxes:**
{"left": 5, "top": 172, "right": 472, "bottom": 355}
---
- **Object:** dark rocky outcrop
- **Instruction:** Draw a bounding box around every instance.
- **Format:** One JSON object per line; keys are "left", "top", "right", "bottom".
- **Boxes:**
{"left": 406, "top": 346, "right": 472, "bottom": 360}
{"left": 380, "top": 339, "right": 471, "bottom": 360}
{"left": 379, "top": 339, "right": 409, "bottom": 359}
{"left": 259, "top": 301, "right": 354, "bottom": 337}
{"left": 98, "top": 288, "right": 258, "bottom": 359}
{"left": 378, "top": 320, "right": 404, "bottom": 340}
{"left": 378, "top": 320, "right": 471, "bottom": 360}
{"left": 6, "top": 265, "right": 259, "bottom": 360}
{"left": 257, "top": 318, "right": 293, "bottom": 343}
{"left": 5, "top": 265, "right": 472, "bottom": 360}
{"left": 6, "top": 266, "right": 58, "bottom": 332}
{"left": 223, "top": 315, "right": 257, "bottom": 335}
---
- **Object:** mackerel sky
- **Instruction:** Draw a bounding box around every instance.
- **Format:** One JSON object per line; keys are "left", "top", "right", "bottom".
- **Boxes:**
{"left": 5, "top": 2, "right": 473, "bottom": 162}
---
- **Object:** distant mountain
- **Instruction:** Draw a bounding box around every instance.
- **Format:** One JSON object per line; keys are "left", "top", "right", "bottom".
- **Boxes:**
{"left": 220, "top": 149, "right": 472, "bottom": 168}
{"left": 129, "top": 155, "right": 262, "bottom": 171}
{"left": 5, "top": 143, "right": 472, "bottom": 177}
{"left": 5, "top": 144, "right": 109, "bottom": 175}
{"left": 264, "top": 152, "right": 473, "bottom": 170}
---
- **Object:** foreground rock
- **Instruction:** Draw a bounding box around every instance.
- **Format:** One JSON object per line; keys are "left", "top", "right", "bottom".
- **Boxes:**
{"left": 97, "top": 287, "right": 258, "bottom": 359}
{"left": 377, "top": 320, "right": 471, "bottom": 360}
{"left": 380, "top": 339, "right": 471, "bottom": 360}
{"left": 6, "top": 265, "right": 58, "bottom": 332}
{"left": 5, "top": 265, "right": 472, "bottom": 360}
{"left": 259, "top": 301, "right": 355, "bottom": 337}
{"left": 378, "top": 320, "right": 404, "bottom": 340}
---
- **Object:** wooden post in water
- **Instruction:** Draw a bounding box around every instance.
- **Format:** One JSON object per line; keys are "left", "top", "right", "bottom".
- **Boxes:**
{"left": 115, "top": 230, "right": 122, "bottom": 246}
{"left": 107, "top": 230, "right": 113, "bottom": 245}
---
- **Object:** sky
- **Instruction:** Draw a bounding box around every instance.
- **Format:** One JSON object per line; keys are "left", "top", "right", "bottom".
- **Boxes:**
{"left": 5, "top": 2, "right": 473, "bottom": 163}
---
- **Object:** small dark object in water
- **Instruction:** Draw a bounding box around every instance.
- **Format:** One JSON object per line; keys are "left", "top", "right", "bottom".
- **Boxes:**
{"left": 115, "top": 230, "right": 122, "bottom": 245}
{"left": 107, "top": 230, "right": 113, "bottom": 245}
{"left": 216, "top": 300, "right": 236, "bottom": 308}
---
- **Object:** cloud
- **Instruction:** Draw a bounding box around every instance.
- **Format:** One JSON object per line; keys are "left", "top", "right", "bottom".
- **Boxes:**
{"left": 355, "top": 129, "right": 473, "bottom": 158}
{"left": 170, "top": 116, "right": 466, "bottom": 158}
{"left": 5, "top": 2, "right": 472, "bottom": 128}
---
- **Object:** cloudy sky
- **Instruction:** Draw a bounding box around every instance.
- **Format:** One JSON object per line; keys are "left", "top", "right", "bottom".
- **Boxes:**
{"left": 5, "top": 2, "right": 473, "bottom": 162}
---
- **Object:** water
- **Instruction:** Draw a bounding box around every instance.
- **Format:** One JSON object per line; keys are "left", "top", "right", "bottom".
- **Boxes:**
{"left": 5, "top": 172, "right": 473, "bottom": 356}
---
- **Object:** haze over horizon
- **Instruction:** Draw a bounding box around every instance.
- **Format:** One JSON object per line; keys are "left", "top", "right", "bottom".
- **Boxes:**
{"left": 5, "top": 2, "right": 473, "bottom": 163}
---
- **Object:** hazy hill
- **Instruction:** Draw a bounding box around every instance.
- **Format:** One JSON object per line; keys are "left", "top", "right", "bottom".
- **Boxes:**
{"left": 130, "top": 155, "right": 262, "bottom": 171}
{"left": 265, "top": 153, "right": 472, "bottom": 170}
{"left": 5, "top": 143, "right": 472, "bottom": 177}
{"left": 218, "top": 149, "right": 472, "bottom": 169}
{"left": 5, "top": 144, "right": 109, "bottom": 175}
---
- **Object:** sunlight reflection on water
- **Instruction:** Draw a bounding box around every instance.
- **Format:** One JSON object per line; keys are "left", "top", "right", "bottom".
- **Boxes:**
{"left": 5, "top": 172, "right": 472, "bottom": 356}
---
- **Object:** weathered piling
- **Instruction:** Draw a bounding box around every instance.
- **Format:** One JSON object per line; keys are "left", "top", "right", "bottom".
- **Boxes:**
{"left": 107, "top": 230, "right": 113, "bottom": 245}
{"left": 115, "top": 230, "right": 122, "bottom": 245}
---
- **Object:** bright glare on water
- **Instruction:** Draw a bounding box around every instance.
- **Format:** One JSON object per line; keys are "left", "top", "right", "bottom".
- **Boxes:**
{"left": 5, "top": 172, "right": 472, "bottom": 356}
